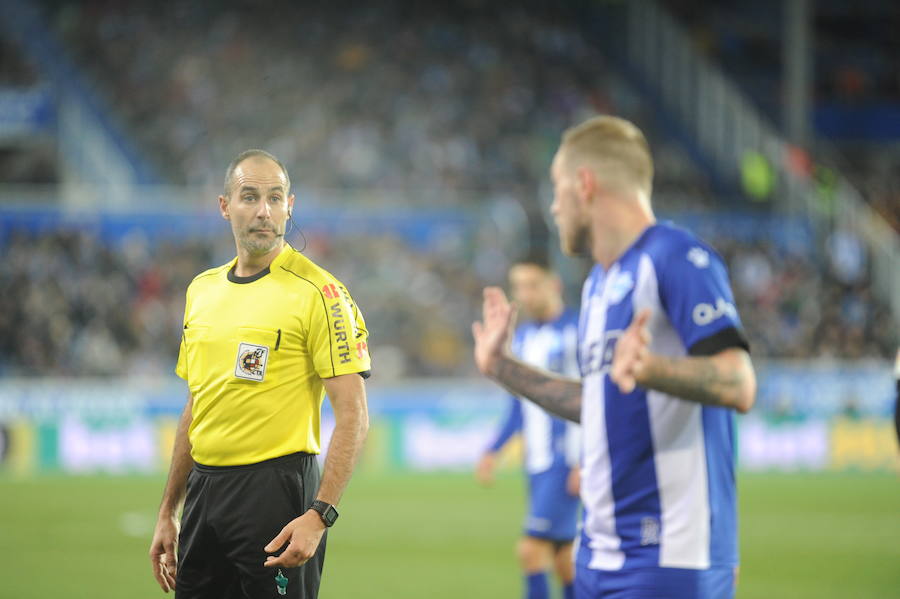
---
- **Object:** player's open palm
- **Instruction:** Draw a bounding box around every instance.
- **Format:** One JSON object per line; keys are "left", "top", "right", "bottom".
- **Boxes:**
{"left": 472, "top": 287, "right": 516, "bottom": 377}
{"left": 610, "top": 308, "right": 653, "bottom": 394}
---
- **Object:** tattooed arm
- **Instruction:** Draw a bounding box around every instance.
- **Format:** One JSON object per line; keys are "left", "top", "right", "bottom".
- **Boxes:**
{"left": 611, "top": 310, "right": 757, "bottom": 413}
{"left": 492, "top": 357, "right": 583, "bottom": 423}
{"left": 473, "top": 287, "right": 583, "bottom": 423}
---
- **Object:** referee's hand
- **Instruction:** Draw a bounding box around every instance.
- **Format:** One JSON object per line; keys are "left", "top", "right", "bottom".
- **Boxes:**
{"left": 149, "top": 514, "right": 179, "bottom": 593}
{"left": 264, "top": 510, "right": 326, "bottom": 568}
{"left": 472, "top": 286, "right": 517, "bottom": 378}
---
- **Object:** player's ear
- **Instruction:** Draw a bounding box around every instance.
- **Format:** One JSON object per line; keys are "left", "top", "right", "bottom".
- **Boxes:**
{"left": 575, "top": 166, "right": 596, "bottom": 207}
{"left": 287, "top": 194, "right": 295, "bottom": 217}
{"left": 218, "top": 195, "right": 230, "bottom": 220}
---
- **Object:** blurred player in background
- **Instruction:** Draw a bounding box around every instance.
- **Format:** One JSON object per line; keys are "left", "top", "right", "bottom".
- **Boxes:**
{"left": 473, "top": 116, "right": 756, "bottom": 599}
{"left": 475, "top": 259, "right": 581, "bottom": 599}
{"left": 149, "top": 150, "right": 371, "bottom": 598}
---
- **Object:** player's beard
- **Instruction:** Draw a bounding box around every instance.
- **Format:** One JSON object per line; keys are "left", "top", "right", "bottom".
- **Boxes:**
{"left": 237, "top": 221, "right": 285, "bottom": 255}
{"left": 560, "top": 221, "right": 590, "bottom": 257}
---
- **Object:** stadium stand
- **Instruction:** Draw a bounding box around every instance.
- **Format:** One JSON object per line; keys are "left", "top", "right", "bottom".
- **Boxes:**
{"left": 41, "top": 0, "right": 709, "bottom": 203}
{"left": 0, "top": 211, "right": 895, "bottom": 379}
{"left": 662, "top": 0, "right": 900, "bottom": 231}
{"left": 0, "top": 0, "right": 894, "bottom": 378}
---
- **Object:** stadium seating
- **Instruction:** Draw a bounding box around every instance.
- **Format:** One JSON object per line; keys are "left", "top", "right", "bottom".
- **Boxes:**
{"left": 0, "top": 208, "right": 895, "bottom": 378}
{"left": 41, "top": 0, "right": 708, "bottom": 202}
{"left": 661, "top": 0, "right": 900, "bottom": 231}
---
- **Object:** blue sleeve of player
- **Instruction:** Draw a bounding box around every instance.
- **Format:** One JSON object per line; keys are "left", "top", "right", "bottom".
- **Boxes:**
{"left": 487, "top": 396, "right": 522, "bottom": 452}
{"left": 657, "top": 242, "right": 747, "bottom": 354}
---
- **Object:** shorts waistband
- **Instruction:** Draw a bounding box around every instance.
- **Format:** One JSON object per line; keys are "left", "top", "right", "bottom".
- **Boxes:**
{"left": 193, "top": 451, "right": 315, "bottom": 474}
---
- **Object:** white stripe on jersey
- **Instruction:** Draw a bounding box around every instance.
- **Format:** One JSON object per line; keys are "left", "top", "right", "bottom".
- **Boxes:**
{"left": 580, "top": 264, "right": 625, "bottom": 570}
{"left": 518, "top": 321, "right": 580, "bottom": 474}
{"left": 635, "top": 254, "right": 711, "bottom": 569}
{"left": 522, "top": 401, "right": 554, "bottom": 473}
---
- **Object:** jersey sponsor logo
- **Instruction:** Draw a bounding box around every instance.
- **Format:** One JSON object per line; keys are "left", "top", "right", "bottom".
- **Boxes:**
{"left": 322, "top": 283, "right": 339, "bottom": 299}
{"left": 580, "top": 329, "right": 623, "bottom": 377}
{"left": 692, "top": 297, "right": 737, "bottom": 326}
{"left": 356, "top": 341, "right": 368, "bottom": 359}
{"left": 607, "top": 271, "right": 634, "bottom": 305}
{"left": 330, "top": 301, "right": 352, "bottom": 364}
{"left": 234, "top": 342, "right": 269, "bottom": 381}
{"left": 687, "top": 246, "right": 710, "bottom": 268}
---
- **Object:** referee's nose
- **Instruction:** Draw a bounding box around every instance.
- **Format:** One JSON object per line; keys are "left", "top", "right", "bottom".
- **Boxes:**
{"left": 255, "top": 199, "right": 273, "bottom": 221}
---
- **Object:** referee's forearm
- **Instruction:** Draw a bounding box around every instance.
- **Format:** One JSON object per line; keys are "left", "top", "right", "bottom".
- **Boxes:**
{"left": 158, "top": 394, "right": 194, "bottom": 518}
{"left": 315, "top": 392, "right": 369, "bottom": 506}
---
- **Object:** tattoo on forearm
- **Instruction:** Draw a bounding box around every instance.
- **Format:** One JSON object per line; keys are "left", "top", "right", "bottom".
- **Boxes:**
{"left": 495, "top": 358, "right": 582, "bottom": 423}
{"left": 646, "top": 354, "right": 747, "bottom": 409}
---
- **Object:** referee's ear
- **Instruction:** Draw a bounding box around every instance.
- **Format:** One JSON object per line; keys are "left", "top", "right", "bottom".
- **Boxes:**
{"left": 219, "top": 195, "right": 231, "bottom": 220}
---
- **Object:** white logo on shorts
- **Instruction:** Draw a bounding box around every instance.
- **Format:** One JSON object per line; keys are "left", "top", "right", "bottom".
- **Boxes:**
{"left": 234, "top": 342, "right": 269, "bottom": 381}
{"left": 640, "top": 517, "right": 660, "bottom": 546}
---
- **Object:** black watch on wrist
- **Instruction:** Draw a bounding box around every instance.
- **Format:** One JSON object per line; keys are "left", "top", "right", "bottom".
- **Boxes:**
{"left": 309, "top": 500, "right": 339, "bottom": 527}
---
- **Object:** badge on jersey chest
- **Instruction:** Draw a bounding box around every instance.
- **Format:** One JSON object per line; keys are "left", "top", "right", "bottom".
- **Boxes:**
{"left": 235, "top": 342, "right": 269, "bottom": 381}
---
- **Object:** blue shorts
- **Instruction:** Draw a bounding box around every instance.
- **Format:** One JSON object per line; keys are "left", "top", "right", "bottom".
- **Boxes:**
{"left": 574, "top": 564, "right": 735, "bottom": 599}
{"left": 524, "top": 466, "right": 580, "bottom": 542}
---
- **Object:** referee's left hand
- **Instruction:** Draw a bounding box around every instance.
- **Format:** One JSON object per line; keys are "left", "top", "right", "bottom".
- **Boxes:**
{"left": 263, "top": 510, "right": 326, "bottom": 568}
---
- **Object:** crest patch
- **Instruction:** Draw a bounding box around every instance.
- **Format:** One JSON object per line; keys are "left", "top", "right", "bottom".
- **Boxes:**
{"left": 234, "top": 342, "right": 269, "bottom": 381}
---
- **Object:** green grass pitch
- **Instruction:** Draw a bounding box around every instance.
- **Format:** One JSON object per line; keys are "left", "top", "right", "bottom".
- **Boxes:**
{"left": 0, "top": 471, "right": 897, "bottom": 598}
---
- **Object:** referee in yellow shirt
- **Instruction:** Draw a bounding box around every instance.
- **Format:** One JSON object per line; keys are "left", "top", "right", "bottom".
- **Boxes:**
{"left": 149, "top": 150, "right": 371, "bottom": 598}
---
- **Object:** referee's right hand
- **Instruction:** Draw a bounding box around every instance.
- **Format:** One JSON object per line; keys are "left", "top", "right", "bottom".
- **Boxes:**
{"left": 149, "top": 514, "right": 179, "bottom": 593}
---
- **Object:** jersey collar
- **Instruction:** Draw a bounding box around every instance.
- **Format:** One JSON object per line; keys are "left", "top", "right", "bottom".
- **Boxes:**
{"left": 226, "top": 244, "right": 292, "bottom": 284}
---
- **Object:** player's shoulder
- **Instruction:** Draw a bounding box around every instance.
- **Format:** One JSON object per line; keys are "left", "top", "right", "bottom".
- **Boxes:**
{"left": 277, "top": 246, "right": 347, "bottom": 296}
{"left": 639, "top": 222, "right": 723, "bottom": 270}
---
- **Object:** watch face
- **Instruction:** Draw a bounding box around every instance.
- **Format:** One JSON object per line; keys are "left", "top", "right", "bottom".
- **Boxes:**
{"left": 313, "top": 501, "right": 338, "bottom": 526}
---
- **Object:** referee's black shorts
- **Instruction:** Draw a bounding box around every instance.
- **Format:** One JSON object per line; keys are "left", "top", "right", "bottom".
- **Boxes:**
{"left": 175, "top": 452, "right": 326, "bottom": 599}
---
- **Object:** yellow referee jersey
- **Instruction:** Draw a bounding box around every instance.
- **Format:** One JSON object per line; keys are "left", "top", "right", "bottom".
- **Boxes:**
{"left": 175, "top": 244, "right": 371, "bottom": 466}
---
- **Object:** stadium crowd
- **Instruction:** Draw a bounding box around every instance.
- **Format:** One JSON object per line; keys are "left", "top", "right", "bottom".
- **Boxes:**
{"left": 0, "top": 222, "right": 895, "bottom": 379}
{"left": 0, "top": 1, "right": 894, "bottom": 378}
{"left": 44, "top": 0, "right": 707, "bottom": 204}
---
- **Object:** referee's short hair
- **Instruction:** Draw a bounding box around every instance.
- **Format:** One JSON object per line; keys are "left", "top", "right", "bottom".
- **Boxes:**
{"left": 224, "top": 149, "right": 291, "bottom": 197}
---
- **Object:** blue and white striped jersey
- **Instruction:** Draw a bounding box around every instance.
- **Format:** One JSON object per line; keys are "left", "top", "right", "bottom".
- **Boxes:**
{"left": 577, "top": 222, "right": 748, "bottom": 572}
{"left": 488, "top": 308, "right": 581, "bottom": 475}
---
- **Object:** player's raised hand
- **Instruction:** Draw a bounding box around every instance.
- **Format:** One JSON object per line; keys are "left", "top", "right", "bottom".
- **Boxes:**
{"left": 149, "top": 514, "right": 179, "bottom": 592}
{"left": 472, "top": 286, "right": 517, "bottom": 378}
{"left": 610, "top": 308, "right": 653, "bottom": 394}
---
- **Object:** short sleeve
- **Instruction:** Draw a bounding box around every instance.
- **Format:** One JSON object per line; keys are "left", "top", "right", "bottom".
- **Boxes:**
{"left": 307, "top": 278, "right": 371, "bottom": 379}
{"left": 175, "top": 333, "right": 188, "bottom": 379}
{"left": 175, "top": 287, "right": 191, "bottom": 380}
{"left": 656, "top": 241, "right": 749, "bottom": 356}
{"left": 487, "top": 397, "right": 523, "bottom": 452}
